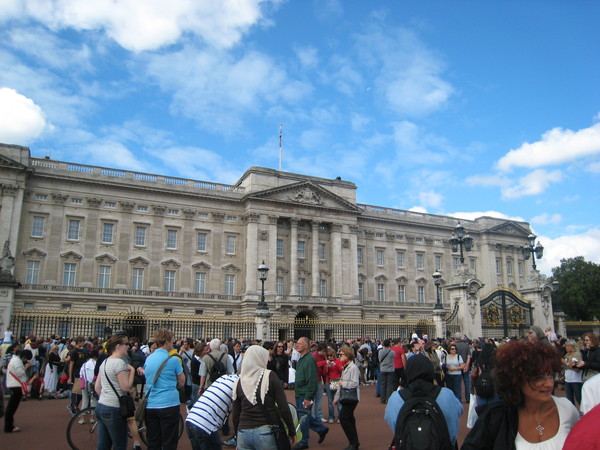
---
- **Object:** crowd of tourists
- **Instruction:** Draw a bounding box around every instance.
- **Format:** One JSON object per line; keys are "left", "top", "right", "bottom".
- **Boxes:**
{"left": 1, "top": 325, "right": 599, "bottom": 449}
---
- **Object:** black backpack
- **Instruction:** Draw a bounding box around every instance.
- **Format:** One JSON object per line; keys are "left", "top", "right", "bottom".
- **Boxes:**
{"left": 389, "top": 386, "right": 454, "bottom": 450}
{"left": 208, "top": 353, "right": 227, "bottom": 382}
{"left": 474, "top": 364, "right": 495, "bottom": 399}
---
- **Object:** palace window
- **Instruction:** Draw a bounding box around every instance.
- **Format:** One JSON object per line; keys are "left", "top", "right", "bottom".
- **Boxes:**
{"left": 131, "top": 268, "right": 144, "bottom": 290}
{"left": 197, "top": 232, "right": 207, "bottom": 252}
{"left": 319, "top": 279, "right": 327, "bottom": 297}
{"left": 31, "top": 216, "right": 45, "bottom": 237}
{"left": 469, "top": 258, "right": 477, "bottom": 271}
{"left": 396, "top": 251, "right": 405, "bottom": 269}
{"left": 496, "top": 258, "right": 502, "bottom": 275}
{"left": 195, "top": 272, "right": 206, "bottom": 293}
{"left": 357, "top": 248, "right": 363, "bottom": 265}
{"left": 166, "top": 229, "right": 178, "bottom": 249}
{"left": 226, "top": 235, "right": 236, "bottom": 255}
{"left": 507, "top": 259, "right": 513, "bottom": 276}
{"left": 134, "top": 226, "right": 146, "bottom": 247}
{"left": 277, "top": 239, "right": 284, "bottom": 258}
{"left": 276, "top": 277, "right": 284, "bottom": 295}
{"left": 376, "top": 249, "right": 384, "bottom": 266}
{"left": 435, "top": 255, "right": 442, "bottom": 271}
{"left": 416, "top": 253, "right": 424, "bottom": 270}
{"left": 63, "top": 263, "right": 77, "bottom": 286}
{"left": 297, "top": 241, "right": 305, "bottom": 259}
{"left": 318, "top": 243, "right": 326, "bottom": 261}
{"left": 398, "top": 285, "right": 406, "bottom": 302}
{"left": 377, "top": 283, "right": 386, "bottom": 301}
{"left": 101, "top": 223, "right": 114, "bottom": 244}
{"left": 164, "top": 270, "right": 176, "bottom": 291}
{"left": 225, "top": 274, "right": 235, "bottom": 295}
{"left": 25, "top": 261, "right": 40, "bottom": 284}
{"left": 98, "top": 265, "right": 111, "bottom": 288}
{"left": 298, "top": 278, "right": 306, "bottom": 296}
{"left": 67, "top": 219, "right": 80, "bottom": 240}
{"left": 417, "top": 286, "right": 425, "bottom": 303}
{"left": 358, "top": 282, "right": 364, "bottom": 300}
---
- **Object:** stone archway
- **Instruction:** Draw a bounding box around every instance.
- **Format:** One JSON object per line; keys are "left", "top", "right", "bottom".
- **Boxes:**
{"left": 124, "top": 313, "right": 147, "bottom": 341}
{"left": 294, "top": 310, "right": 317, "bottom": 341}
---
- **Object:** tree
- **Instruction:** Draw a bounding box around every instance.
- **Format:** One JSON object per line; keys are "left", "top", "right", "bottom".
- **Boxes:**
{"left": 551, "top": 257, "right": 600, "bottom": 321}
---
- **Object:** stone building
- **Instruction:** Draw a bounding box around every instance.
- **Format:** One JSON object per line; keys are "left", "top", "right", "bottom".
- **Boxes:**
{"left": 0, "top": 143, "right": 557, "bottom": 341}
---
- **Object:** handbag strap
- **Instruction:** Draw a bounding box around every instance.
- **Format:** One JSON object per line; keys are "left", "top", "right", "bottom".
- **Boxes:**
{"left": 103, "top": 360, "right": 124, "bottom": 398}
{"left": 143, "top": 355, "right": 173, "bottom": 399}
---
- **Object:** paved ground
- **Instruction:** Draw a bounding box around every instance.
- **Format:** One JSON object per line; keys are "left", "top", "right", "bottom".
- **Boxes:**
{"left": 0, "top": 384, "right": 477, "bottom": 450}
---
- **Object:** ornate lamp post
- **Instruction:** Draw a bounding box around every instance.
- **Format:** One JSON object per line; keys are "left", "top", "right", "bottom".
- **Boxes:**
{"left": 257, "top": 261, "right": 269, "bottom": 310}
{"left": 433, "top": 271, "right": 443, "bottom": 310}
{"left": 449, "top": 223, "right": 473, "bottom": 264}
{"left": 522, "top": 233, "right": 544, "bottom": 271}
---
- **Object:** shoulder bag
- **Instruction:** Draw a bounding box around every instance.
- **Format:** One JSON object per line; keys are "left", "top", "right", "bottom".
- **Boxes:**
{"left": 338, "top": 387, "right": 358, "bottom": 405}
{"left": 103, "top": 361, "right": 135, "bottom": 419}
{"left": 135, "top": 355, "right": 172, "bottom": 425}
{"left": 9, "top": 371, "right": 31, "bottom": 395}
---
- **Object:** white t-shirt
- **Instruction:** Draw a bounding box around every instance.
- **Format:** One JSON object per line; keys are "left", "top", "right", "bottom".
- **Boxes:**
{"left": 515, "top": 396, "right": 579, "bottom": 450}
{"left": 3, "top": 330, "right": 13, "bottom": 343}
{"left": 446, "top": 354, "right": 464, "bottom": 375}
{"left": 581, "top": 372, "right": 600, "bottom": 414}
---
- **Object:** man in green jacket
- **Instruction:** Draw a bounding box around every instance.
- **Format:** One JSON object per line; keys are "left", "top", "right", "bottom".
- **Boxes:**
{"left": 293, "top": 337, "right": 329, "bottom": 449}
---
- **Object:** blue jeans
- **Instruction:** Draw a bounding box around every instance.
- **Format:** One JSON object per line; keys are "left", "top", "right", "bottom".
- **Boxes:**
{"left": 446, "top": 374, "right": 462, "bottom": 402}
{"left": 96, "top": 402, "right": 128, "bottom": 450}
{"left": 374, "top": 368, "right": 381, "bottom": 396}
{"left": 462, "top": 370, "right": 471, "bottom": 402}
{"left": 186, "top": 421, "right": 222, "bottom": 450}
{"left": 296, "top": 397, "right": 329, "bottom": 446}
{"left": 324, "top": 383, "right": 340, "bottom": 420}
{"left": 312, "top": 380, "right": 324, "bottom": 421}
{"left": 565, "top": 382, "right": 582, "bottom": 406}
{"left": 237, "top": 425, "right": 277, "bottom": 450}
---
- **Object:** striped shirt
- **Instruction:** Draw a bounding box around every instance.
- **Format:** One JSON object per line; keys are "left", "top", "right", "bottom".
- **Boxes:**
{"left": 186, "top": 374, "right": 238, "bottom": 434}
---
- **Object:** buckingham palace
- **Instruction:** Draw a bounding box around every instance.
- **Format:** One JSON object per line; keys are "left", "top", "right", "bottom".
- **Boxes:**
{"left": 0, "top": 143, "right": 558, "bottom": 341}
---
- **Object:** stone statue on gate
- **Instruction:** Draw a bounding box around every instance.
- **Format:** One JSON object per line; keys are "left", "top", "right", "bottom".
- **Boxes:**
{"left": 0, "top": 240, "right": 16, "bottom": 282}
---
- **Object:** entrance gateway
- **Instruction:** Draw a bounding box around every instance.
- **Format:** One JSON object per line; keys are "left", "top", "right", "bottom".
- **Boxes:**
{"left": 480, "top": 289, "right": 533, "bottom": 338}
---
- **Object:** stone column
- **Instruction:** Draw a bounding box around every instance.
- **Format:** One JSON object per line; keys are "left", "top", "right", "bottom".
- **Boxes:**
{"left": 432, "top": 308, "right": 447, "bottom": 340}
{"left": 349, "top": 225, "right": 359, "bottom": 298}
{"left": 267, "top": 215, "right": 279, "bottom": 294}
{"left": 331, "top": 223, "right": 343, "bottom": 297}
{"left": 311, "top": 221, "right": 320, "bottom": 296}
{"left": 520, "top": 271, "right": 554, "bottom": 331}
{"left": 446, "top": 268, "right": 484, "bottom": 339}
{"left": 244, "top": 212, "right": 260, "bottom": 295}
{"left": 555, "top": 311, "right": 567, "bottom": 337}
{"left": 290, "top": 218, "right": 298, "bottom": 295}
{"left": 255, "top": 307, "right": 273, "bottom": 341}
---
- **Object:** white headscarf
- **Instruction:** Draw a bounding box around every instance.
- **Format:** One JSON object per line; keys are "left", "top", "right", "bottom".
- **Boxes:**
{"left": 232, "top": 345, "right": 270, "bottom": 405}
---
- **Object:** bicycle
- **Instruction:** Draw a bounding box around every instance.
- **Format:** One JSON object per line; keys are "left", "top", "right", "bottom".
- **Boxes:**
{"left": 66, "top": 406, "right": 184, "bottom": 450}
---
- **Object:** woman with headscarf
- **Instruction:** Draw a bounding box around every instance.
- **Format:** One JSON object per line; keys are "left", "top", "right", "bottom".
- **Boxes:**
{"left": 231, "top": 345, "right": 296, "bottom": 450}
{"left": 43, "top": 344, "right": 61, "bottom": 395}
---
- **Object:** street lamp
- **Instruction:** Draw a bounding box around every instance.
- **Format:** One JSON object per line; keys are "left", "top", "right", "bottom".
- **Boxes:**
{"left": 257, "top": 261, "right": 269, "bottom": 310}
{"left": 433, "top": 271, "right": 443, "bottom": 310}
{"left": 522, "top": 233, "right": 544, "bottom": 271}
{"left": 449, "top": 223, "right": 474, "bottom": 264}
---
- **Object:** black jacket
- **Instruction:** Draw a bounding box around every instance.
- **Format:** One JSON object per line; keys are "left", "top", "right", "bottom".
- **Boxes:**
{"left": 461, "top": 401, "right": 518, "bottom": 450}
{"left": 582, "top": 346, "right": 600, "bottom": 373}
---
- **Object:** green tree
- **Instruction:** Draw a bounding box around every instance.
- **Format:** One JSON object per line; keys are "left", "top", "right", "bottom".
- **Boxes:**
{"left": 551, "top": 256, "right": 600, "bottom": 321}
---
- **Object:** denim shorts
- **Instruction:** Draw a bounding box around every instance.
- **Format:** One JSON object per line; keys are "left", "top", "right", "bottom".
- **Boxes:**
{"left": 237, "top": 425, "right": 278, "bottom": 450}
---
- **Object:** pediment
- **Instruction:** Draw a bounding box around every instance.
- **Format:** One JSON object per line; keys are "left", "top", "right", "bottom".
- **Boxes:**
{"left": 0, "top": 154, "right": 30, "bottom": 171}
{"left": 375, "top": 274, "right": 388, "bottom": 282}
{"left": 221, "top": 263, "right": 240, "bottom": 272}
{"left": 396, "top": 276, "right": 408, "bottom": 284}
{"left": 161, "top": 258, "right": 181, "bottom": 268}
{"left": 192, "top": 261, "right": 211, "bottom": 270}
{"left": 95, "top": 253, "right": 117, "bottom": 263}
{"left": 129, "top": 256, "right": 149, "bottom": 265}
{"left": 245, "top": 181, "right": 360, "bottom": 213}
{"left": 22, "top": 248, "right": 47, "bottom": 258}
{"left": 488, "top": 221, "right": 530, "bottom": 237}
{"left": 60, "top": 251, "right": 82, "bottom": 260}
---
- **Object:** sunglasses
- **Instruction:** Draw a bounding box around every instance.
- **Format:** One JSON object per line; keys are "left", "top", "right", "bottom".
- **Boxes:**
{"left": 277, "top": 346, "right": 284, "bottom": 348}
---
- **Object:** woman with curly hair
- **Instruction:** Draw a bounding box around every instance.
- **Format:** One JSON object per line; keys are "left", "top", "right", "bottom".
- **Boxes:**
{"left": 462, "top": 340, "right": 579, "bottom": 450}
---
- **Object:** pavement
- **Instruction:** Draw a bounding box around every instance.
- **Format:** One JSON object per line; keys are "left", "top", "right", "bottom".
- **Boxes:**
{"left": 0, "top": 384, "right": 480, "bottom": 450}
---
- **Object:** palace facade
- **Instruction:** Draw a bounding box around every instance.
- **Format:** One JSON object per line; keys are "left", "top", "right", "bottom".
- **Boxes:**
{"left": 0, "top": 143, "right": 553, "bottom": 341}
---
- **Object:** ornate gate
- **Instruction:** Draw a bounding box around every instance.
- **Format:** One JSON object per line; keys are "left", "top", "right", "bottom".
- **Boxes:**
{"left": 480, "top": 289, "right": 532, "bottom": 338}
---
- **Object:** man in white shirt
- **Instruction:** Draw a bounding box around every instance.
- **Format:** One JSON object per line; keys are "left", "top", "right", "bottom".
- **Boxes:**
{"left": 231, "top": 341, "right": 243, "bottom": 374}
{"left": 580, "top": 372, "right": 600, "bottom": 414}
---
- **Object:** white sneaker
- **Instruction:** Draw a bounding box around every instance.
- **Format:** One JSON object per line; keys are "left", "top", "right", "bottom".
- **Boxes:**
{"left": 321, "top": 418, "right": 328, "bottom": 423}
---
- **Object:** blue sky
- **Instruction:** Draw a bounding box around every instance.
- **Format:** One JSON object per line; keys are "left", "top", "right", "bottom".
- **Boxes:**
{"left": 1, "top": 0, "right": 599, "bottom": 275}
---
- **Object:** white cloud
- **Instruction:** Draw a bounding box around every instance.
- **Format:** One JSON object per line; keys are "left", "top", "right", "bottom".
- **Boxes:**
{"left": 536, "top": 228, "right": 600, "bottom": 275}
{"left": 0, "top": 87, "right": 50, "bottom": 144}
{"left": 502, "top": 169, "right": 562, "bottom": 199}
{"left": 497, "top": 122, "right": 600, "bottom": 172}
{"left": 530, "top": 213, "right": 562, "bottom": 225}
{"left": 144, "top": 47, "right": 312, "bottom": 132}
{"left": 1, "top": 0, "right": 274, "bottom": 52}
{"left": 295, "top": 46, "right": 319, "bottom": 70}
{"left": 409, "top": 206, "right": 428, "bottom": 214}
{"left": 356, "top": 27, "right": 454, "bottom": 117}
{"left": 418, "top": 191, "right": 442, "bottom": 209}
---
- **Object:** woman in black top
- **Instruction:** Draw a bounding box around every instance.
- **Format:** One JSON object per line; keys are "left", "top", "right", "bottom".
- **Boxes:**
{"left": 272, "top": 341, "right": 290, "bottom": 388}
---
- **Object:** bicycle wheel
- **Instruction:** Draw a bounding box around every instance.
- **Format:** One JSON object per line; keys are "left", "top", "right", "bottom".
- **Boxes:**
{"left": 138, "top": 414, "right": 184, "bottom": 446}
{"left": 66, "top": 407, "right": 98, "bottom": 450}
